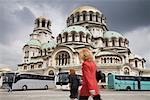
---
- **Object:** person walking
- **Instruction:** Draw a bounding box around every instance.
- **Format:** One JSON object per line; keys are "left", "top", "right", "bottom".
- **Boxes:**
{"left": 68, "top": 68, "right": 80, "bottom": 100}
{"left": 79, "top": 48, "right": 102, "bottom": 100}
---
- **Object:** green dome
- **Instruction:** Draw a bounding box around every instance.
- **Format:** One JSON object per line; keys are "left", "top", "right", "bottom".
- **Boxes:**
{"left": 42, "top": 41, "right": 57, "bottom": 49}
{"left": 27, "top": 39, "right": 41, "bottom": 46}
{"left": 129, "top": 53, "right": 142, "bottom": 59}
{"left": 31, "top": 31, "right": 39, "bottom": 35}
{"left": 61, "top": 26, "right": 92, "bottom": 35}
{"left": 104, "top": 31, "right": 124, "bottom": 39}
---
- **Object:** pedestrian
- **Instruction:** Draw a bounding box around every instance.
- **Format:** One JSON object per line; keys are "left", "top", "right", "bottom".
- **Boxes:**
{"left": 79, "top": 48, "right": 102, "bottom": 100}
{"left": 68, "top": 68, "right": 80, "bottom": 100}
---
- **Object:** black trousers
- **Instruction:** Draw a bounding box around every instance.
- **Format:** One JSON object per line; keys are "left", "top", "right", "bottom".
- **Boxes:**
{"left": 79, "top": 95, "right": 102, "bottom": 100}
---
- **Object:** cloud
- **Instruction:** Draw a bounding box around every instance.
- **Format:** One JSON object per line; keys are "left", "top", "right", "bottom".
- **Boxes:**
{"left": 0, "top": 0, "right": 150, "bottom": 70}
{"left": 125, "top": 26, "right": 150, "bottom": 67}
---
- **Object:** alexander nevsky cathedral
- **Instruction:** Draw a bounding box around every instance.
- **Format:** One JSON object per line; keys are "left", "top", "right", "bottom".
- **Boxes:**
{"left": 18, "top": 6, "right": 150, "bottom": 86}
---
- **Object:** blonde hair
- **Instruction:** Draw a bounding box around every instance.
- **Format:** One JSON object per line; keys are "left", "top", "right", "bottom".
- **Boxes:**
{"left": 69, "top": 68, "right": 76, "bottom": 75}
{"left": 79, "top": 48, "right": 94, "bottom": 61}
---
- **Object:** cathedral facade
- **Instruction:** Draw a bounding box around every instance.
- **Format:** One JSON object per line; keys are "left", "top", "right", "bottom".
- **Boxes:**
{"left": 18, "top": 6, "right": 149, "bottom": 86}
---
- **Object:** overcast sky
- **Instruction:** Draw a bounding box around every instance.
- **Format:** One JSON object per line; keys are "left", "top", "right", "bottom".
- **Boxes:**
{"left": 0, "top": 0, "right": 150, "bottom": 70}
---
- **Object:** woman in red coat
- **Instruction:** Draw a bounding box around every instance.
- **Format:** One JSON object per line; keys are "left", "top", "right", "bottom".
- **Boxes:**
{"left": 79, "top": 48, "right": 102, "bottom": 100}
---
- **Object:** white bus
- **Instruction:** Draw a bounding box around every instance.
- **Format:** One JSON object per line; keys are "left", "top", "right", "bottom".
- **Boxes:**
{"left": 0, "top": 75, "right": 2, "bottom": 88}
{"left": 2, "top": 72, "right": 55, "bottom": 91}
{"left": 55, "top": 72, "right": 82, "bottom": 90}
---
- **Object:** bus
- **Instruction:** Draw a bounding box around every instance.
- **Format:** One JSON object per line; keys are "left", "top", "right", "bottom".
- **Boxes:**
{"left": 1, "top": 72, "right": 55, "bottom": 91}
{"left": 108, "top": 74, "right": 150, "bottom": 91}
{"left": 55, "top": 72, "right": 82, "bottom": 90}
{"left": 0, "top": 75, "right": 2, "bottom": 88}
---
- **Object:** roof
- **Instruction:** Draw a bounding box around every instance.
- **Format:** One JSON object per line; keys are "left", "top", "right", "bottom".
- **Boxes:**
{"left": 36, "top": 16, "right": 49, "bottom": 20}
{"left": 95, "top": 51, "right": 118, "bottom": 57}
{"left": 129, "top": 53, "right": 143, "bottom": 59}
{"left": 42, "top": 41, "right": 57, "bottom": 49}
{"left": 60, "top": 26, "right": 92, "bottom": 35}
{"left": 70, "top": 6, "right": 102, "bottom": 15}
{"left": 27, "top": 39, "right": 41, "bottom": 47}
{"left": 30, "top": 31, "right": 39, "bottom": 35}
{"left": 104, "top": 31, "right": 125, "bottom": 39}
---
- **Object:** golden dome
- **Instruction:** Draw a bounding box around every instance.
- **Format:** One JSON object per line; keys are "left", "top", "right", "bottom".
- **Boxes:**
{"left": 70, "top": 6, "right": 102, "bottom": 15}
{"left": 0, "top": 67, "right": 11, "bottom": 72}
{"left": 37, "top": 16, "right": 49, "bottom": 20}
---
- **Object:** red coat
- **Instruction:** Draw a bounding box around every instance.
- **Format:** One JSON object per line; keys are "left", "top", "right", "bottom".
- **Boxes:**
{"left": 80, "top": 61, "right": 100, "bottom": 96}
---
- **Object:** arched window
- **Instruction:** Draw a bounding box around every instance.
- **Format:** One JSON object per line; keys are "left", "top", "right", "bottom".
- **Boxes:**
{"left": 105, "top": 39, "right": 108, "bottom": 47}
{"left": 101, "top": 58, "right": 104, "bottom": 63}
{"left": 86, "top": 34, "right": 90, "bottom": 43}
{"left": 142, "top": 61, "right": 144, "bottom": 68}
{"left": 135, "top": 60, "right": 138, "bottom": 67}
{"left": 112, "top": 39, "right": 115, "bottom": 46}
{"left": 82, "top": 11, "right": 86, "bottom": 21}
{"left": 55, "top": 51, "right": 70, "bottom": 66}
{"left": 48, "top": 70, "right": 54, "bottom": 75}
{"left": 124, "top": 67, "right": 130, "bottom": 75}
{"left": 119, "top": 38, "right": 122, "bottom": 46}
{"left": 58, "top": 34, "right": 62, "bottom": 43}
{"left": 96, "top": 12, "right": 99, "bottom": 22}
{"left": 89, "top": 12, "right": 93, "bottom": 21}
{"left": 44, "top": 49, "right": 46, "bottom": 56}
{"left": 110, "top": 58, "right": 113, "bottom": 63}
{"left": 64, "top": 33, "right": 68, "bottom": 42}
{"left": 42, "top": 20, "right": 45, "bottom": 27}
{"left": 24, "top": 66, "right": 27, "bottom": 70}
{"left": 72, "top": 33, "right": 75, "bottom": 42}
{"left": 79, "top": 32, "right": 83, "bottom": 42}
{"left": 31, "top": 65, "right": 34, "bottom": 69}
{"left": 76, "top": 13, "right": 80, "bottom": 22}
{"left": 104, "top": 58, "right": 106, "bottom": 63}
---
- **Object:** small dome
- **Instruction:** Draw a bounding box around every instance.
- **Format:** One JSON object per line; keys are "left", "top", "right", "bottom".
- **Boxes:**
{"left": 61, "top": 26, "right": 92, "bottom": 35}
{"left": 42, "top": 41, "right": 57, "bottom": 49}
{"left": 0, "top": 67, "right": 11, "bottom": 72}
{"left": 70, "top": 6, "right": 102, "bottom": 15}
{"left": 37, "top": 16, "right": 49, "bottom": 20}
{"left": 129, "top": 53, "right": 142, "bottom": 59}
{"left": 27, "top": 39, "right": 41, "bottom": 47}
{"left": 104, "top": 31, "right": 125, "bottom": 39}
{"left": 30, "top": 31, "right": 39, "bottom": 35}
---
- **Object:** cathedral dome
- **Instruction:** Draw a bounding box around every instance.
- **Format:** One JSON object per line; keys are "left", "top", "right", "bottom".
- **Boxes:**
{"left": 42, "top": 41, "right": 57, "bottom": 49}
{"left": 61, "top": 26, "right": 91, "bottom": 35}
{"left": 57, "top": 26, "right": 92, "bottom": 44}
{"left": 70, "top": 6, "right": 102, "bottom": 15}
{"left": 27, "top": 39, "right": 41, "bottom": 47}
{"left": 34, "top": 16, "right": 51, "bottom": 33}
{"left": 67, "top": 6, "right": 107, "bottom": 28}
{"left": 104, "top": 31, "right": 125, "bottom": 39}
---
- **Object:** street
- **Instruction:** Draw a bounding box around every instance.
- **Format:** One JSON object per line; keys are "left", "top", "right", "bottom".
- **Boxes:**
{"left": 0, "top": 89, "right": 150, "bottom": 100}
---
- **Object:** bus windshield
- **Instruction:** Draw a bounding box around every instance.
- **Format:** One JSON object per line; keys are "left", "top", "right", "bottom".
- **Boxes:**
{"left": 2, "top": 73, "right": 15, "bottom": 83}
{"left": 56, "top": 72, "right": 69, "bottom": 85}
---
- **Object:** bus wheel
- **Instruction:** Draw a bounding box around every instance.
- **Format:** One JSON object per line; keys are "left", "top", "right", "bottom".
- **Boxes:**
{"left": 44, "top": 85, "right": 48, "bottom": 90}
{"left": 22, "top": 85, "right": 27, "bottom": 91}
{"left": 126, "top": 86, "right": 131, "bottom": 91}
